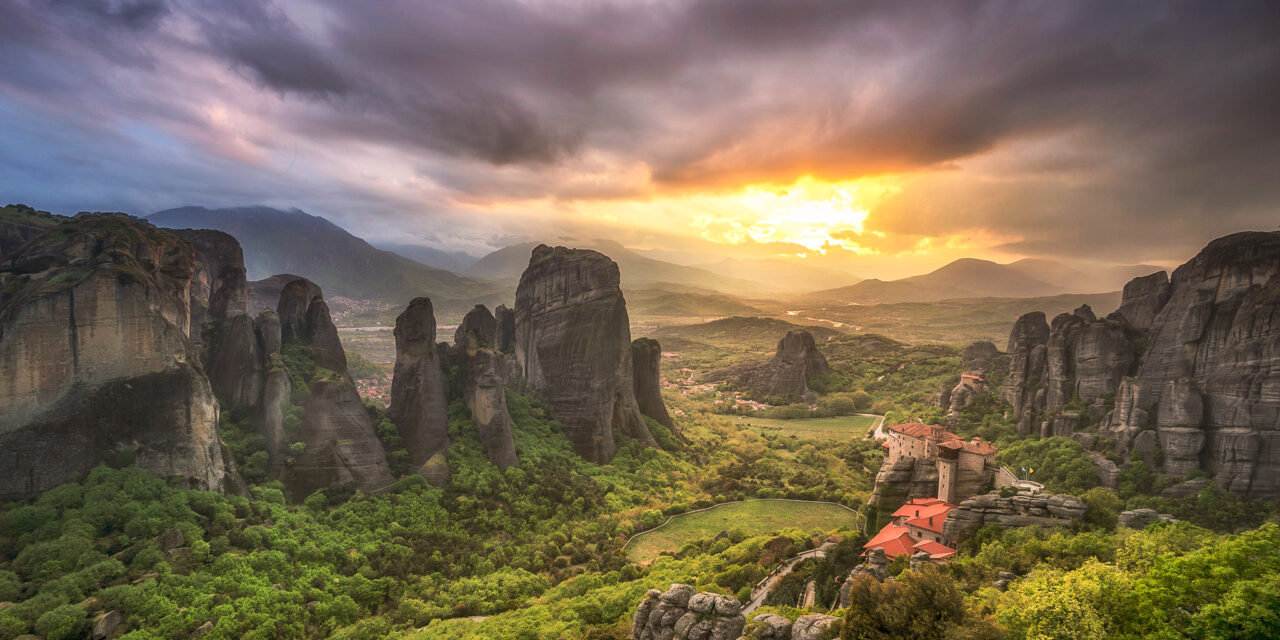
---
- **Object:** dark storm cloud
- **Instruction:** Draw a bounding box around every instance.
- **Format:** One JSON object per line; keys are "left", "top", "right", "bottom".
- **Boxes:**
{"left": 51, "top": 0, "right": 168, "bottom": 30}
{"left": 2, "top": 0, "right": 1280, "bottom": 263}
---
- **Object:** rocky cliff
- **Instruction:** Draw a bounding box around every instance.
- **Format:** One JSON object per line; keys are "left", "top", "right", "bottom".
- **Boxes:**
{"left": 699, "top": 330, "right": 831, "bottom": 400}
{"left": 277, "top": 279, "right": 395, "bottom": 498}
{"left": 1104, "top": 232, "right": 1280, "bottom": 498}
{"left": 942, "top": 491, "right": 1087, "bottom": 542}
{"left": 631, "top": 585, "right": 745, "bottom": 640}
{"left": 513, "top": 245, "right": 658, "bottom": 463}
{"left": 1001, "top": 305, "right": 1138, "bottom": 437}
{"left": 0, "top": 213, "right": 240, "bottom": 499}
{"left": 744, "top": 330, "right": 831, "bottom": 398}
{"left": 0, "top": 204, "right": 60, "bottom": 258}
{"left": 389, "top": 298, "right": 452, "bottom": 477}
{"left": 997, "top": 232, "right": 1280, "bottom": 498}
{"left": 448, "top": 303, "right": 520, "bottom": 470}
{"left": 631, "top": 337, "right": 676, "bottom": 431}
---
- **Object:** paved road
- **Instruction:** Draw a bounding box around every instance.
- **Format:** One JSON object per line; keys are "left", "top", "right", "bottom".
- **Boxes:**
{"left": 742, "top": 541, "right": 838, "bottom": 615}
{"left": 865, "top": 414, "right": 887, "bottom": 440}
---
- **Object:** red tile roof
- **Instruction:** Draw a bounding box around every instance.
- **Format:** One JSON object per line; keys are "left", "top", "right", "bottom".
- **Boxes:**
{"left": 890, "top": 498, "right": 946, "bottom": 518}
{"left": 863, "top": 524, "right": 917, "bottom": 558}
{"left": 912, "top": 539, "right": 957, "bottom": 560}
{"left": 889, "top": 421, "right": 997, "bottom": 456}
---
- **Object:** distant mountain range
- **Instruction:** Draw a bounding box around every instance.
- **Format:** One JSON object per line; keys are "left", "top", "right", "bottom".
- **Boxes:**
{"left": 148, "top": 206, "right": 507, "bottom": 314}
{"left": 374, "top": 242, "right": 480, "bottom": 273}
{"left": 803, "top": 257, "right": 1163, "bottom": 305}
{"left": 467, "top": 239, "right": 762, "bottom": 292}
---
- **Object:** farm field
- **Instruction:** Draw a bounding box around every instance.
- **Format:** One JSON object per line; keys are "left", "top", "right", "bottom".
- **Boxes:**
{"left": 626, "top": 499, "right": 862, "bottom": 563}
{"left": 734, "top": 415, "right": 880, "bottom": 441}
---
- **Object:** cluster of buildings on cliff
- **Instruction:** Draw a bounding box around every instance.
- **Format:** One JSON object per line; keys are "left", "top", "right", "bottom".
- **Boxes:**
{"left": 863, "top": 420, "right": 1002, "bottom": 562}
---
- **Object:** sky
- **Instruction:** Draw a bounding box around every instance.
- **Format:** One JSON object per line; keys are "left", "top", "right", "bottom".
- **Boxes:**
{"left": 1, "top": 0, "right": 1279, "bottom": 278}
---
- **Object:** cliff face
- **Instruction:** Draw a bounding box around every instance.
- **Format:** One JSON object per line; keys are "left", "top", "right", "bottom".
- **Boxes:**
{"left": 388, "top": 297, "right": 452, "bottom": 475}
{"left": 513, "top": 245, "right": 657, "bottom": 463}
{"left": 744, "top": 330, "right": 831, "bottom": 398}
{"left": 631, "top": 337, "right": 675, "bottom": 431}
{"left": 1105, "top": 232, "right": 1280, "bottom": 498}
{"left": 998, "top": 231, "right": 1280, "bottom": 498}
{"left": 700, "top": 330, "right": 832, "bottom": 399}
{"left": 1001, "top": 306, "right": 1137, "bottom": 438}
{"left": 277, "top": 279, "right": 394, "bottom": 498}
{"left": 462, "top": 348, "right": 520, "bottom": 469}
{"left": 0, "top": 214, "right": 239, "bottom": 499}
{"left": 942, "top": 491, "right": 1086, "bottom": 542}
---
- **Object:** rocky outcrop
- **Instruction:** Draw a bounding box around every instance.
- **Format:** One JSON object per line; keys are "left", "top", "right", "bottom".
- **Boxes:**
{"left": 278, "top": 281, "right": 393, "bottom": 498}
{"left": 455, "top": 304, "right": 498, "bottom": 352}
{"left": 631, "top": 585, "right": 745, "bottom": 640}
{"left": 1001, "top": 311, "right": 1050, "bottom": 418}
{"left": 0, "top": 213, "right": 239, "bottom": 499}
{"left": 1116, "top": 271, "right": 1170, "bottom": 331}
{"left": 1000, "top": 305, "right": 1138, "bottom": 438}
{"left": 962, "top": 340, "right": 1004, "bottom": 373}
{"left": 742, "top": 331, "right": 831, "bottom": 398}
{"left": 1103, "top": 232, "right": 1280, "bottom": 498}
{"left": 839, "top": 548, "right": 889, "bottom": 608}
{"left": 170, "top": 228, "right": 245, "bottom": 341}
{"left": 513, "top": 245, "right": 657, "bottom": 462}
{"left": 462, "top": 349, "right": 519, "bottom": 469}
{"left": 871, "top": 457, "right": 940, "bottom": 504}
{"left": 942, "top": 491, "right": 1086, "bottom": 542}
{"left": 202, "top": 261, "right": 263, "bottom": 410}
{"left": 632, "top": 337, "right": 676, "bottom": 432}
{"left": 494, "top": 304, "right": 516, "bottom": 353}
{"left": 248, "top": 273, "right": 321, "bottom": 317}
{"left": 0, "top": 204, "right": 60, "bottom": 258}
{"left": 389, "top": 298, "right": 451, "bottom": 476}
{"left": 255, "top": 309, "right": 291, "bottom": 459}
{"left": 1117, "top": 508, "right": 1177, "bottom": 529}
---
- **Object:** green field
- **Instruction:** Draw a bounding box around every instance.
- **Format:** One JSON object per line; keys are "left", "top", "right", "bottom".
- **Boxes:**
{"left": 626, "top": 499, "right": 861, "bottom": 563}
{"left": 734, "top": 415, "right": 880, "bottom": 440}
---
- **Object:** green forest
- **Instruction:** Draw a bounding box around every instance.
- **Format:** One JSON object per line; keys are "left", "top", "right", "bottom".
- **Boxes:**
{"left": 1, "top": 335, "right": 1277, "bottom": 639}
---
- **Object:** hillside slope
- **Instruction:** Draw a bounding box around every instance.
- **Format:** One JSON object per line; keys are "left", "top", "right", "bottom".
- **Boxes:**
{"left": 805, "top": 258, "right": 1065, "bottom": 304}
{"left": 149, "top": 206, "right": 505, "bottom": 311}
{"left": 470, "top": 240, "right": 760, "bottom": 292}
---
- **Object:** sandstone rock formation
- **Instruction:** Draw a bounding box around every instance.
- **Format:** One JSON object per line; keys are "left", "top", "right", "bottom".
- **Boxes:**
{"left": 1117, "top": 508, "right": 1177, "bottom": 529}
{"left": 631, "top": 337, "right": 676, "bottom": 431}
{"left": 513, "top": 245, "right": 658, "bottom": 462}
{"left": 389, "top": 298, "right": 452, "bottom": 477}
{"left": 839, "top": 548, "right": 889, "bottom": 608}
{"left": 0, "top": 213, "right": 239, "bottom": 499}
{"left": 1001, "top": 311, "right": 1050, "bottom": 420}
{"left": 631, "top": 585, "right": 745, "bottom": 640}
{"left": 1000, "top": 305, "right": 1137, "bottom": 437}
{"left": 1115, "top": 271, "right": 1170, "bottom": 331}
{"left": 741, "top": 331, "right": 831, "bottom": 398}
{"left": 494, "top": 304, "right": 516, "bottom": 353}
{"left": 278, "top": 279, "right": 394, "bottom": 498}
{"left": 1101, "top": 232, "right": 1280, "bottom": 498}
{"left": 942, "top": 491, "right": 1086, "bottom": 542}
{"left": 254, "top": 309, "right": 291, "bottom": 460}
{"left": 962, "top": 340, "right": 1004, "bottom": 373}
{"left": 455, "top": 303, "right": 498, "bottom": 352}
{"left": 461, "top": 348, "right": 520, "bottom": 469}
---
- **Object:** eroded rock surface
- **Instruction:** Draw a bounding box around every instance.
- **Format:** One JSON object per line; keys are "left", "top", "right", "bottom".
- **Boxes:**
{"left": 631, "top": 585, "right": 745, "bottom": 640}
{"left": 278, "top": 280, "right": 393, "bottom": 498}
{"left": 632, "top": 337, "right": 676, "bottom": 432}
{"left": 389, "top": 298, "right": 451, "bottom": 475}
{"left": 0, "top": 214, "right": 239, "bottom": 498}
{"left": 513, "top": 245, "right": 657, "bottom": 462}
{"left": 942, "top": 491, "right": 1086, "bottom": 542}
